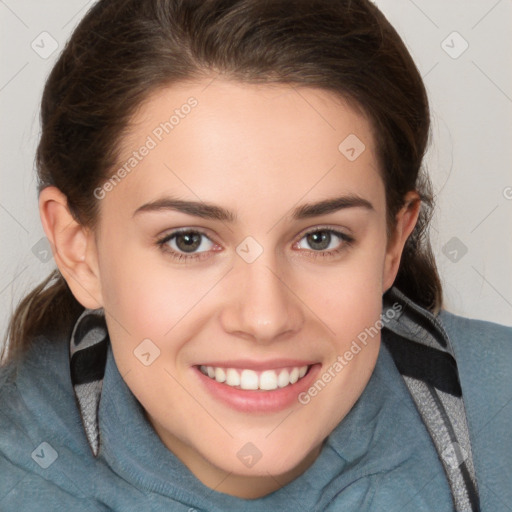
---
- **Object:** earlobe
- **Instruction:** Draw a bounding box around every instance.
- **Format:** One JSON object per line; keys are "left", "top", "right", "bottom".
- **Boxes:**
{"left": 38, "top": 186, "right": 103, "bottom": 309}
{"left": 382, "top": 191, "right": 421, "bottom": 293}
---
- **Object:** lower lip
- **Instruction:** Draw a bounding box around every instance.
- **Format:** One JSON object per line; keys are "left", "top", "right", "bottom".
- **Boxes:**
{"left": 192, "top": 364, "right": 322, "bottom": 413}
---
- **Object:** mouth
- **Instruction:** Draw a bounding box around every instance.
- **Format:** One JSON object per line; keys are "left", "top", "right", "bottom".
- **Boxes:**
{"left": 193, "top": 361, "right": 321, "bottom": 413}
{"left": 198, "top": 364, "right": 310, "bottom": 391}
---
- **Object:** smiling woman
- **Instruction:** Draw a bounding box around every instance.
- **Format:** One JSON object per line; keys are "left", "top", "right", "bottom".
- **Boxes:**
{"left": 1, "top": 0, "right": 511, "bottom": 511}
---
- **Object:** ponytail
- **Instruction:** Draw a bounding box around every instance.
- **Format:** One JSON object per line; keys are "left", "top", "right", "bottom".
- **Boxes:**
{"left": 1, "top": 269, "right": 83, "bottom": 366}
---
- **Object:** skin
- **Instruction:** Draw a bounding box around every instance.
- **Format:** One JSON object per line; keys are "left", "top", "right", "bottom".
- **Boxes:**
{"left": 39, "top": 77, "right": 420, "bottom": 499}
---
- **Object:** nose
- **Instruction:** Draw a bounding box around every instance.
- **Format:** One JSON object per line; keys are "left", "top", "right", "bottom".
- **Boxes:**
{"left": 219, "top": 252, "right": 305, "bottom": 344}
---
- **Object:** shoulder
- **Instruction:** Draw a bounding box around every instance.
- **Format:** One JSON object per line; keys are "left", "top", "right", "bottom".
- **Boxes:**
{"left": 436, "top": 309, "right": 512, "bottom": 508}
{"left": 436, "top": 308, "right": 512, "bottom": 415}
{"left": 0, "top": 333, "right": 96, "bottom": 506}
{"left": 437, "top": 309, "right": 512, "bottom": 377}
{"left": 0, "top": 332, "right": 82, "bottom": 430}
{"left": 438, "top": 307, "right": 512, "bottom": 341}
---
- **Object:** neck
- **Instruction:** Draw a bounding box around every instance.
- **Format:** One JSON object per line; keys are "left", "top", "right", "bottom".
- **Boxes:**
{"left": 145, "top": 410, "right": 324, "bottom": 499}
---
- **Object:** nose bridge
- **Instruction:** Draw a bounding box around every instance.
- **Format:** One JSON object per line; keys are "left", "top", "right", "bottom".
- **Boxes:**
{"left": 220, "top": 241, "right": 304, "bottom": 343}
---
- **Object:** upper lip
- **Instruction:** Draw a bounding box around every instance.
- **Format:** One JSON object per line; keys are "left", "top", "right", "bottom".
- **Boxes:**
{"left": 195, "top": 359, "right": 317, "bottom": 370}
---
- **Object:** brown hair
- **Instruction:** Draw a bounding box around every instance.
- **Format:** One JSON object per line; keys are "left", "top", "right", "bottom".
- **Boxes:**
{"left": 1, "top": 0, "right": 442, "bottom": 365}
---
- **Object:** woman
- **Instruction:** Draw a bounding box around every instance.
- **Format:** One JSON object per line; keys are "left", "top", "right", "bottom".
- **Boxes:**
{"left": 1, "top": 0, "right": 511, "bottom": 510}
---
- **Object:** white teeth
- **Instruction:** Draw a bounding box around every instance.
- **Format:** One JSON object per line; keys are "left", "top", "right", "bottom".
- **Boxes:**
{"left": 240, "top": 369, "right": 259, "bottom": 390}
{"left": 289, "top": 367, "right": 299, "bottom": 384}
{"left": 214, "top": 367, "right": 226, "bottom": 383}
{"left": 259, "top": 370, "right": 278, "bottom": 390}
{"left": 199, "top": 364, "right": 309, "bottom": 390}
{"left": 277, "top": 369, "right": 290, "bottom": 388}
{"left": 226, "top": 368, "right": 240, "bottom": 386}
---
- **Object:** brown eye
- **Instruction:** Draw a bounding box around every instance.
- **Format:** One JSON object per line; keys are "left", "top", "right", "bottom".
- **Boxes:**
{"left": 174, "top": 232, "right": 203, "bottom": 253}
{"left": 157, "top": 229, "right": 216, "bottom": 262}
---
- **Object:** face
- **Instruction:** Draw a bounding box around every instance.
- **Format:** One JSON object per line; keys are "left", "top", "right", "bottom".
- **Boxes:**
{"left": 47, "top": 78, "right": 418, "bottom": 498}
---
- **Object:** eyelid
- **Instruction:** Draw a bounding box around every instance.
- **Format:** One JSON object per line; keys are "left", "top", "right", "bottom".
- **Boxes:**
{"left": 294, "top": 223, "right": 353, "bottom": 240}
{"left": 157, "top": 226, "right": 217, "bottom": 243}
{"left": 157, "top": 227, "right": 219, "bottom": 251}
{"left": 156, "top": 224, "right": 355, "bottom": 262}
{"left": 157, "top": 224, "right": 352, "bottom": 246}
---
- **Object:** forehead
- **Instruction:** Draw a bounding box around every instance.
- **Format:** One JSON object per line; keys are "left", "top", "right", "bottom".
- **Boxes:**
{"left": 104, "top": 78, "right": 383, "bottom": 217}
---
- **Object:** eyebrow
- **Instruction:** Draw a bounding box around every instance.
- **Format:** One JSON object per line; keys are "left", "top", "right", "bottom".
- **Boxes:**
{"left": 132, "top": 194, "right": 374, "bottom": 222}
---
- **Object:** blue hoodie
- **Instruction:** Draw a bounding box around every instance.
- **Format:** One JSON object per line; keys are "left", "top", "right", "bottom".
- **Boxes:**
{"left": 0, "top": 287, "right": 511, "bottom": 511}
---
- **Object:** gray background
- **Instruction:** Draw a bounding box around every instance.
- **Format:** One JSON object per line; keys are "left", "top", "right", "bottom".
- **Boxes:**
{"left": 1, "top": 0, "right": 511, "bottom": 354}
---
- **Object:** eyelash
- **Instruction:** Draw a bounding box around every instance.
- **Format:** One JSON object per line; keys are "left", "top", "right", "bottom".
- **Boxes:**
{"left": 156, "top": 227, "right": 355, "bottom": 263}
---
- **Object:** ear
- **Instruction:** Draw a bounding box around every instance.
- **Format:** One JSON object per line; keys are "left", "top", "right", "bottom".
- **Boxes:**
{"left": 38, "top": 186, "right": 103, "bottom": 309}
{"left": 382, "top": 190, "right": 421, "bottom": 294}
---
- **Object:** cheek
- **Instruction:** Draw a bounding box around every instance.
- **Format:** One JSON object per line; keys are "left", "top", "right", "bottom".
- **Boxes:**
{"left": 97, "top": 235, "right": 183, "bottom": 332}
{"left": 323, "top": 284, "right": 383, "bottom": 366}
{"left": 310, "top": 232, "right": 387, "bottom": 378}
{"left": 318, "top": 236, "right": 388, "bottom": 323}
